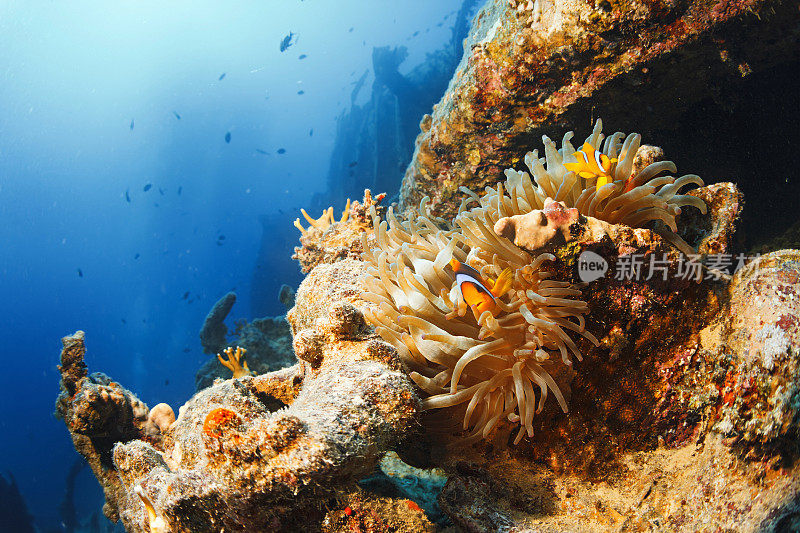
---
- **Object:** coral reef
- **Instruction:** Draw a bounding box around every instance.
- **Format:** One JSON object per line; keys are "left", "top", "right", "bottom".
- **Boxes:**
{"left": 195, "top": 293, "right": 295, "bottom": 390}
{"left": 57, "top": 259, "right": 420, "bottom": 531}
{"left": 58, "top": 179, "right": 800, "bottom": 531}
{"left": 54, "top": 1, "right": 800, "bottom": 528}
{"left": 436, "top": 249, "right": 800, "bottom": 531}
{"left": 216, "top": 346, "right": 253, "bottom": 379}
{"left": 55, "top": 331, "right": 154, "bottom": 523}
{"left": 399, "top": 0, "right": 800, "bottom": 219}
{"left": 361, "top": 194, "right": 597, "bottom": 444}
{"left": 293, "top": 189, "right": 386, "bottom": 274}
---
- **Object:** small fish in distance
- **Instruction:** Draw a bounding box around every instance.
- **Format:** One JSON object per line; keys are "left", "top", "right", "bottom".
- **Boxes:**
{"left": 277, "top": 148, "right": 286, "bottom": 154}
{"left": 182, "top": 291, "right": 190, "bottom": 300}
{"left": 158, "top": 188, "right": 165, "bottom": 195}
{"left": 297, "top": 90, "right": 305, "bottom": 95}
{"left": 279, "top": 32, "right": 295, "bottom": 52}
{"left": 348, "top": 161, "right": 358, "bottom": 167}
{"left": 125, "top": 189, "right": 131, "bottom": 202}
{"left": 225, "top": 132, "right": 231, "bottom": 143}
{"left": 255, "top": 149, "right": 268, "bottom": 155}
{"left": 309, "top": 128, "right": 313, "bottom": 137}
{"left": 143, "top": 183, "right": 152, "bottom": 192}
{"left": 77, "top": 268, "right": 83, "bottom": 277}
{"left": 173, "top": 111, "right": 181, "bottom": 120}
{"left": 177, "top": 186, "right": 182, "bottom": 195}
{"left": 218, "top": 73, "right": 226, "bottom": 81}
{"left": 130, "top": 119, "right": 134, "bottom": 130}
{"left": 298, "top": 54, "right": 307, "bottom": 59}
{"left": 134, "top": 253, "right": 140, "bottom": 259}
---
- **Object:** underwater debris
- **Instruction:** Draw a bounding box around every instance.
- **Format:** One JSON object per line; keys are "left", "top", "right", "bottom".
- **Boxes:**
{"left": 0, "top": 472, "right": 35, "bottom": 533}
{"left": 217, "top": 346, "right": 253, "bottom": 379}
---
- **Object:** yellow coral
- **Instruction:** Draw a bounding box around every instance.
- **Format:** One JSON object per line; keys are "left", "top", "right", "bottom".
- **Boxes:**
{"left": 217, "top": 346, "right": 253, "bottom": 379}
{"left": 294, "top": 198, "right": 351, "bottom": 235}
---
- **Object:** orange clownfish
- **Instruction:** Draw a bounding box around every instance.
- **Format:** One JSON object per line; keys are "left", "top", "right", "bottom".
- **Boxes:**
{"left": 450, "top": 259, "right": 513, "bottom": 320}
{"left": 564, "top": 142, "right": 618, "bottom": 191}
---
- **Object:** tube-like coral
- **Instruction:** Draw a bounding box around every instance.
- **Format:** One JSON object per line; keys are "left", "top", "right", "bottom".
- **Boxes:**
{"left": 362, "top": 193, "right": 597, "bottom": 444}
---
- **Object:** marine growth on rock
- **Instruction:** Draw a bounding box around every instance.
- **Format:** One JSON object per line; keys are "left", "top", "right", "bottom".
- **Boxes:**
{"left": 362, "top": 120, "right": 711, "bottom": 445}
{"left": 362, "top": 201, "right": 597, "bottom": 444}
{"left": 501, "top": 119, "right": 707, "bottom": 252}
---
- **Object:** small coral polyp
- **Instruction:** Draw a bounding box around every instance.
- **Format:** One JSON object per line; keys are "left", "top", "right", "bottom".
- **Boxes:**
{"left": 502, "top": 119, "right": 706, "bottom": 236}
{"left": 362, "top": 196, "right": 598, "bottom": 444}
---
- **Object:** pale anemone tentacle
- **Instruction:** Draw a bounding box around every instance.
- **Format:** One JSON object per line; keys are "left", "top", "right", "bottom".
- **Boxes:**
{"left": 362, "top": 182, "right": 595, "bottom": 444}
{"left": 489, "top": 119, "right": 706, "bottom": 251}
{"left": 361, "top": 120, "right": 706, "bottom": 443}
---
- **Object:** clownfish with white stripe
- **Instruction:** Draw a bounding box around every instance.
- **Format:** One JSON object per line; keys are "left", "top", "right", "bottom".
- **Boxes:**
{"left": 449, "top": 259, "right": 514, "bottom": 320}
{"left": 564, "top": 142, "right": 619, "bottom": 191}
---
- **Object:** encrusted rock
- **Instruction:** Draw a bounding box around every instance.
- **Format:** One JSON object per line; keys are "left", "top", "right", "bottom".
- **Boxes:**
{"left": 57, "top": 250, "right": 420, "bottom": 532}
{"left": 712, "top": 249, "right": 800, "bottom": 450}
{"left": 399, "top": 0, "right": 800, "bottom": 217}
{"left": 293, "top": 189, "right": 385, "bottom": 273}
{"left": 55, "top": 332, "right": 153, "bottom": 523}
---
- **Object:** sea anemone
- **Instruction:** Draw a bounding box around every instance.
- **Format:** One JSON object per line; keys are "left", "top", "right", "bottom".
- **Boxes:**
{"left": 501, "top": 119, "right": 706, "bottom": 252}
{"left": 361, "top": 193, "right": 598, "bottom": 444}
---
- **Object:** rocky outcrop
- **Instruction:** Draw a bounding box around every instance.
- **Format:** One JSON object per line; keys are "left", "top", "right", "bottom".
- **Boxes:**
{"left": 400, "top": 0, "right": 800, "bottom": 219}
{"left": 56, "top": 262, "right": 419, "bottom": 532}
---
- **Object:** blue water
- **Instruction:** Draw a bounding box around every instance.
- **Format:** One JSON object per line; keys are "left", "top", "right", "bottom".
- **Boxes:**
{"left": 0, "top": 1, "right": 464, "bottom": 529}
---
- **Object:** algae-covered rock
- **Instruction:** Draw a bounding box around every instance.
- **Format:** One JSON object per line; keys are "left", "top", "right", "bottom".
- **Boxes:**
{"left": 57, "top": 256, "right": 420, "bottom": 532}
{"left": 400, "top": 0, "right": 800, "bottom": 218}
